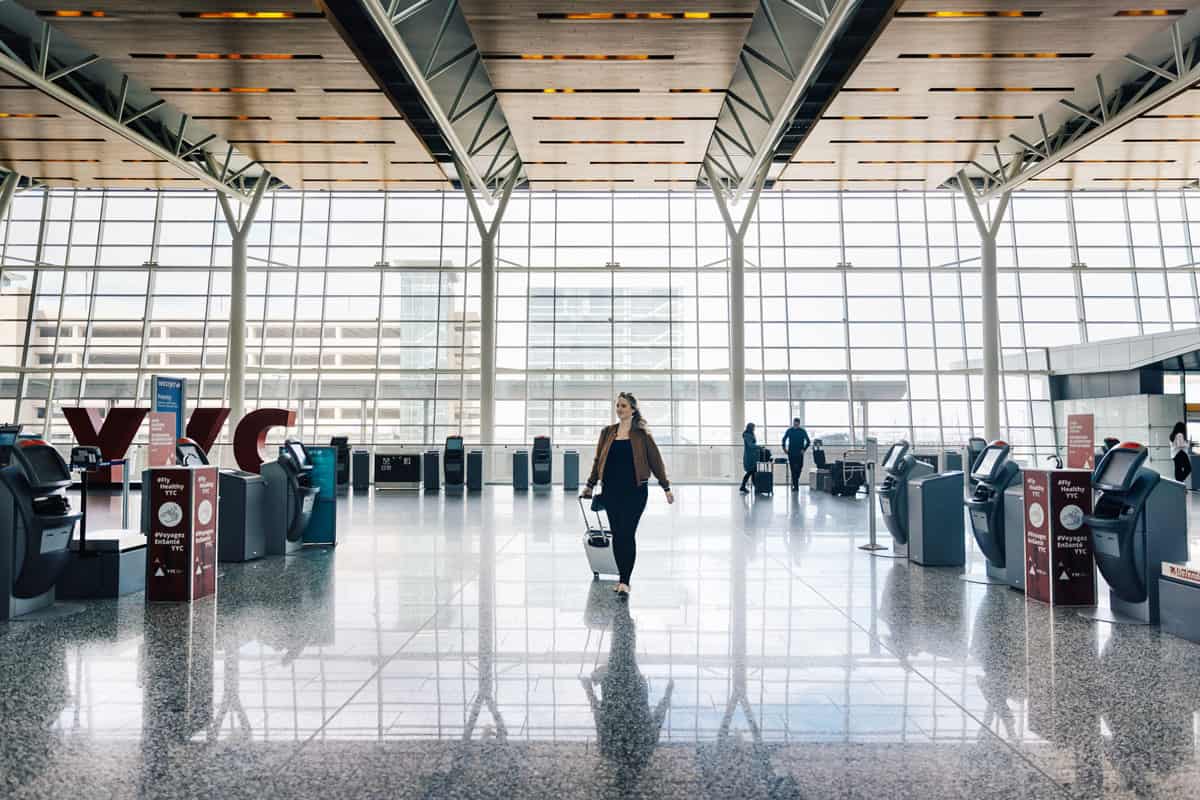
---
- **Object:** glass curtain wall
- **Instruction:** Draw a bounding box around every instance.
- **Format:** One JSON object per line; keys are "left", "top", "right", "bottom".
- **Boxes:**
{"left": 3, "top": 188, "right": 1199, "bottom": 464}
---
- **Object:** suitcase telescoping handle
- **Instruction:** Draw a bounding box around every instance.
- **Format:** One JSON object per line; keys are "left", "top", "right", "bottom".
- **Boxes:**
{"left": 578, "top": 495, "right": 607, "bottom": 533}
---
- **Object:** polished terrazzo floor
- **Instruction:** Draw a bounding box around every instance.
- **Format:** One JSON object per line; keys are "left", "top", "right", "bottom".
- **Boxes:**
{"left": 3, "top": 484, "right": 1200, "bottom": 799}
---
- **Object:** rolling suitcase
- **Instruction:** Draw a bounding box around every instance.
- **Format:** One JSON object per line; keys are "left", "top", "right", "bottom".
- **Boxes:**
{"left": 579, "top": 497, "right": 619, "bottom": 581}
{"left": 754, "top": 452, "right": 773, "bottom": 497}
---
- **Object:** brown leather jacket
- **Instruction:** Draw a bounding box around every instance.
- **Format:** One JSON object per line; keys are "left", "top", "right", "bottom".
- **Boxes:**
{"left": 586, "top": 424, "right": 670, "bottom": 492}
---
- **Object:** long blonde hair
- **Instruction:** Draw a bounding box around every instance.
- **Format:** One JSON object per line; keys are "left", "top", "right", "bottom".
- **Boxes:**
{"left": 618, "top": 392, "right": 648, "bottom": 431}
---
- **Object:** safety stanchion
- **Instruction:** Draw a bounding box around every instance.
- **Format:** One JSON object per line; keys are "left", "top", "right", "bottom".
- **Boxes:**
{"left": 859, "top": 461, "right": 888, "bottom": 553}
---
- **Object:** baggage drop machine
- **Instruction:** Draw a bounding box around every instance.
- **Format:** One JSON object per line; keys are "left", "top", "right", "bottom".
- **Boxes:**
{"left": 0, "top": 440, "right": 80, "bottom": 620}
{"left": 1081, "top": 442, "right": 1188, "bottom": 625}
{"left": 262, "top": 439, "right": 320, "bottom": 556}
{"left": 963, "top": 441, "right": 1021, "bottom": 584}
{"left": 878, "top": 441, "right": 935, "bottom": 558}
{"left": 444, "top": 436, "right": 465, "bottom": 494}
{"left": 177, "top": 438, "right": 268, "bottom": 563}
{"left": 532, "top": 436, "right": 552, "bottom": 490}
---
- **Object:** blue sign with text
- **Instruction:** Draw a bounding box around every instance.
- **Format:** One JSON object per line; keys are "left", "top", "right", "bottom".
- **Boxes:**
{"left": 152, "top": 375, "right": 186, "bottom": 440}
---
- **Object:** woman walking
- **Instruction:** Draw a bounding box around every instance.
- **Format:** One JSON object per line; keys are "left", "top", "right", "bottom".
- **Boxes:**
{"left": 582, "top": 392, "right": 673, "bottom": 596}
{"left": 739, "top": 422, "right": 758, "bottom": 494}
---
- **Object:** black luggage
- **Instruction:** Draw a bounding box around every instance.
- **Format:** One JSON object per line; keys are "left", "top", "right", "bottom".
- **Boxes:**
{"left": 754, "top": 457, "right": 773, "bottom": 496}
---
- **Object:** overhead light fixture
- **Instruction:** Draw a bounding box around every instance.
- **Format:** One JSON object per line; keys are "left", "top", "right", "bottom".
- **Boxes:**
{"left": 534, "top": 115, "right": 715, "bottom": 121}
{"left": 493, "top": 88, "right": 640, "bottom": 93}
{"left": 0, "top": 136, "right": 104, "bottom": 142}
{"left": 930, "top": 86, "right": 1072, "bottom": 92}
{"left": 151, "top": 87, "right": 295, "bottom": 93}
{"left": 131, "top": 53, "right": 320, "bottom": 60}
{"left": 36, "top": 10, "right": 108, "bottom": 18}
{"left": 296, "top": 115, "right": 403, "bottom": 121}
{"left": 485, "top": 53, "right": 673, "bottom": 60}
{"left": 858, "top": 159, "right": 970, "bottom": 164}
{"left": 539, "top": 139, "right": 685, "bottom": 144}
{"left": 668, "top": 88, "right": 724, "bottom": 93}
{"left": 589, "top": 160, "right": 700, "bottom": 164}
{"left": 0, "top": 113, "right": 58, "bottom": 119}
{"left": 179, "top": 11, "right": 325, "bottom": 19}
{"left": 1113, "top": 9, "right": 1186, "bottom": 17}
{"left": 900, "top": 52, "right": 1091, "bottom": 58}
{"left": 1064, "top": 158, "right": 1175, "bottom": 163}
{"left": 955, "top": 114, "right": 1034, "bottom": 119}
{"left": 894, "top": 10, "right": 1042, "bottom": 17}
{"left": 193, "top": 115, "right": 272, "bottom": 121}
{"left": 822, "top": 115, "right": 929, "bottom": 120}
{"left": 260, "top": 160, "right": 370, "bottom": 165}
{"left": 228, "top": 139, "right": 395, "bottom": 144}
{"left": 830, "top": 138, "right": 999, "bottom": 143}
{"left": 537, "top": 12, "right": 753, "bottom": 21}
{"left": 840, "top": 87, "right": 899, "bottom": 92}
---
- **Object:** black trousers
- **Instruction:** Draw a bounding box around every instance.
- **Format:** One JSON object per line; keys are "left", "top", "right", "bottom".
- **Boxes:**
{"left": 606, "top": 486, "right": 648, "bottom": 585}
{"left": 788, "top": 453, "right": 805, "bottom": 490}
{"left": 740, "top": 470, "right": 754, "bottom": 489}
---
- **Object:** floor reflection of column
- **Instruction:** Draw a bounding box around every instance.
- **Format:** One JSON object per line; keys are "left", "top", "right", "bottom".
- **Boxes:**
{"left": 698, "top": 520, "right": 800, "bottom": 798}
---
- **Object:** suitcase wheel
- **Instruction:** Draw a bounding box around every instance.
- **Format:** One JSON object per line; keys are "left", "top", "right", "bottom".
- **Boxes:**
{"left": 593, "top": 572, "right": 599, "bottom": 581}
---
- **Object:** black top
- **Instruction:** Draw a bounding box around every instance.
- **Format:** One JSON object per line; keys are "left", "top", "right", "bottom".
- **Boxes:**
{"left": 603, "top": 439, "right": 638, "bottom": 492}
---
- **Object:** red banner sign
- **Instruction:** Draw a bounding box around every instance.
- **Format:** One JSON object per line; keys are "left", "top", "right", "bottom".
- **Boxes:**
{"left": 147, "top": 466, "right": 218, "bottom": 603}
{"left": 1024, "top": 468, "right": 1096, "bottom": 606}
{"left": 1066, "top": 413, "right": 1095, "bottom": 470}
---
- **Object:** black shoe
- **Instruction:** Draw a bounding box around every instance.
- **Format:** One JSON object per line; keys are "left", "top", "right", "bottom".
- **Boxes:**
{"left": 791, "top": 486, "right": 799, "bottom": 492}
{"left": 739, "top": 487, "right": 749, "bottom": 494}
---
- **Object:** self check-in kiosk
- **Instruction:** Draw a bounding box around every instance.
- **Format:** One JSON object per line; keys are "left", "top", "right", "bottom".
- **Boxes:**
{"left": 262, "top": 439, "right": 319, "bottom": 556}
{"left": 965, "top": 441, "right": 1022, "bottom": 582}
{"left": 878, "top": 440, "right": 935, "bottom": 556}
{"left": 1084, "top": 442, "right": 1188, "bottom": 624}
{"left": 444, "top": 436, "right": 465, "bottom": 494}
{"left": 178, "top": 437, "right": 268, "bottom": 563}
{"left": 0, "top": 440, "right": 80, "bottom": 620}
{"left": 0, "top": 423, "right": 22, "bottom": 466}
{"left": 532, "top": 435, "right": 552, "bottom": 490}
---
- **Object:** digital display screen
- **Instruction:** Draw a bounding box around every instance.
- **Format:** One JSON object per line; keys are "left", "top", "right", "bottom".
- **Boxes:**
{"left": 972, "top": 448, "right": 1003, "bottom": 481}
{"left": 19, "top": 446, "right": 70, "bottom": 485}
{"left": 177, "top": 443, "right": 207, "bottom": 467}
{"left": 375, "top": 453, "right": 420, "bottom": 481}
{"left": 288, "top": 442, "right": 308, "bottom": 467}
{"left": 0, "top": 431, "right": 16, "bottom": 447}
{"left": 1098, "top": 449, "right": 1140, "bottom": 489}
{"left": 446, "top": 437, "right": 463, "bottom": 451}
{"left": 883, "top": 444, "right": 904, "bottom": 471}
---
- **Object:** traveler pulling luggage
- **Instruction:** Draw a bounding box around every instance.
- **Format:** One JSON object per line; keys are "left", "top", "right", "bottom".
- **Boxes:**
{"left": 580, "top": 496, "right": 619, "bottom": 581}
{"left": 754, "top": 446, "right": 773, "bottom": 496}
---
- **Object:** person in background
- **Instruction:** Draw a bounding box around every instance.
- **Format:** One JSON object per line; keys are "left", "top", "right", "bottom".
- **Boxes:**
{"left": 1170, "top": 421, "right": 1192, "bottom": 484}
{"left": 739, "top": 422, "right": 757, "bottom": 494}
{"left": 781, "top": 418, "right": 810, "bottom": 492}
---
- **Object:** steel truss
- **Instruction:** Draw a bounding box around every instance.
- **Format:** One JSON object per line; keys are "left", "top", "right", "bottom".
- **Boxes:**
{"left": 950, "top": 13, "right": 1200, "bottom": 200}
{"left": 0, "top": 3, "right": 277, "bottom": 202}
{"left": 347, "top": 0, "right": 523, "bottom": 201}
{"left": 702, "top": 0, "right": 861, "bottom": 204}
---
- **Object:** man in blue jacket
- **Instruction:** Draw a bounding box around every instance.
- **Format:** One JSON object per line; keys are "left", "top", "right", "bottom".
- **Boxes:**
{"left": 781, "top": 418, "right": 810, "bottom": 492}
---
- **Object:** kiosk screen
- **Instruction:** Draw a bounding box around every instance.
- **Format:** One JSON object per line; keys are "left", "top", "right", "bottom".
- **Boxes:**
{"left": 971, "top": 448, "right": 1003, "bottom": 481}
{"left": 446, "top": 438, "right": 463, "bottom": 451}
{"left": 20, "top": 446, "right": 70, "bottom": 485}
{"left": 177, "top": 443, "right": 207, "bottom": 466}
{"left": 0, "top": 430, "right": 16, "bottom": 448}
{"left": 287, "top": 442, "right": 308, "bottom": 468}
{"left": 1097, "top": 449, "right": 1140, "bottom": 491}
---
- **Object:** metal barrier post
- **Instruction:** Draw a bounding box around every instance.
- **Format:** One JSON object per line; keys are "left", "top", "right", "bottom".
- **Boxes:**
{"left": 859, "top": 462, "right": 886, "bottom": 552}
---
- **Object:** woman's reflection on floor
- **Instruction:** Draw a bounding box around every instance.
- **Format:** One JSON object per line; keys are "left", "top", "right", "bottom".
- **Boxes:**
{"left": 581, "top": 601, "right": 673, "bottom": 787}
